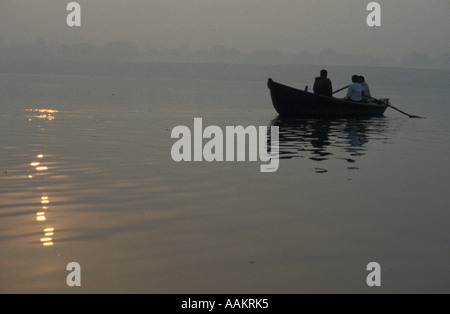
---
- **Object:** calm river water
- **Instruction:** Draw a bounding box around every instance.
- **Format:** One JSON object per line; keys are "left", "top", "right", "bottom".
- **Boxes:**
{"left": 0, "top": 62, "right": 449, "bottom": 293}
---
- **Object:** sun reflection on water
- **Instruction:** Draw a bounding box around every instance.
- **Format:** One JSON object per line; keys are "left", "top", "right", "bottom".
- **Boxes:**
{"left": 30, "top": 153, "right": 49, "bottom": 173}
{"left": 36, "top": 212, "right": 46, "bottom": 221}
{"left": 28, "top": 150, "right": 57, "bottom": 246}
{"left": 25, "top": 109, "right": 59, "bottom": 121}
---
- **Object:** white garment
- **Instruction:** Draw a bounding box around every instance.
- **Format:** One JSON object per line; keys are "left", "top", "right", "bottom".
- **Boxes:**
{"left": 361, "top": 82, "right": 371, "bottom": 97}
{"left": 346, "top": 83, "right": 362, "bottom": 101}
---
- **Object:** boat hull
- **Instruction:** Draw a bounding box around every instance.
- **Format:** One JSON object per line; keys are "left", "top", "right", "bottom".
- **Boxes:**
{"left": 268, "top": 78, "right": 388, "bottom": 118}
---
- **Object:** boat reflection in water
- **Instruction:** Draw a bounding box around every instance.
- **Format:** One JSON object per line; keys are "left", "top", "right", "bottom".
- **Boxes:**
{"left": 270, "top": 116, "right": 389, "bottom": 171}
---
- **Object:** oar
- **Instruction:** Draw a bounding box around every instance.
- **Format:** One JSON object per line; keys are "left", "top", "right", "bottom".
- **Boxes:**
{"left": 332, "top": 85, "right": 350, "bottom": 95}
{"left": 367, "top": 96, "right": 423, "bottom": 119}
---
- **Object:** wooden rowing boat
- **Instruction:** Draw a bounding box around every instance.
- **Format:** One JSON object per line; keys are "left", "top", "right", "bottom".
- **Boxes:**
{"left": 267, "top": 78, "right": 389, "bottom": 117}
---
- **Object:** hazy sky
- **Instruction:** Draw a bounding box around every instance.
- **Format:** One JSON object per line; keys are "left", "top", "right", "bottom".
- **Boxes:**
{"left": 0, "top": 0, "right": 449, "bottom": 59}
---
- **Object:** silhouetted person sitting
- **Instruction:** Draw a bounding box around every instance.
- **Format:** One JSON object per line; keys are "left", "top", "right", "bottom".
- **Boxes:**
{"left": 313, "top": 69, "right": 333, "bottom": 97}
{"left": 358, "top": 76, "right": 371, "bottom": 102}
{"left": 345, "top": 75, "right": 362, "bottom": 102}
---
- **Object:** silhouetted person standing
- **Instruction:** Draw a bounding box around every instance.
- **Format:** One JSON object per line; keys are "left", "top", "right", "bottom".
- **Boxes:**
{"left": 313, "top": 69, "right": 333, "bottom": 97}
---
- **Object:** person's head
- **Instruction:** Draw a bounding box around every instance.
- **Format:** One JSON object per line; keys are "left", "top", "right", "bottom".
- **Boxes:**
{"left": 359, "top": 76, "right": 365, "bottom": 83}
{"left": 320, "top": 69, "right": 328, "bottom": 78}
{"left": 352, "top": 75, "right": 359, "bottom": 83}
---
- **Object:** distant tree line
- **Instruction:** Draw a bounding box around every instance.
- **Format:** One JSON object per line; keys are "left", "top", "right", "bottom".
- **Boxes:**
{"left": 0, "top": 38, "right": 448, "bottom": 69}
